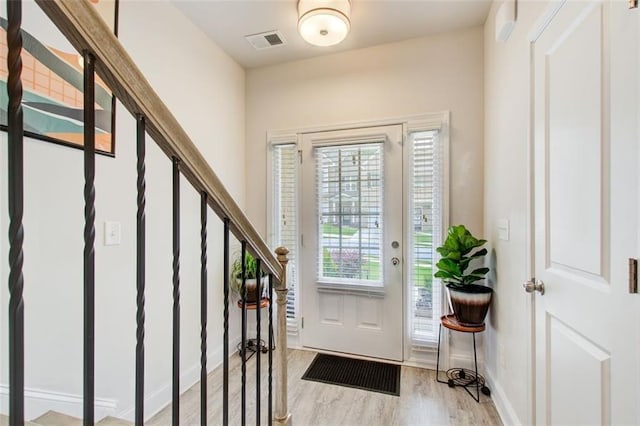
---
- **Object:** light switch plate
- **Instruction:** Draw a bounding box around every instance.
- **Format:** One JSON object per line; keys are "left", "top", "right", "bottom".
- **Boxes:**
{"left": 104, "top": 221, "right": 121, "bottom": 246}
{"left": 498, "top": 219, "right": 510, "bottom": 241}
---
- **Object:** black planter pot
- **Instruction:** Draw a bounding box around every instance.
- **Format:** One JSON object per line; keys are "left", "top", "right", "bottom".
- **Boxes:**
{"left": 446, "top": 283, "right": 493, "bottom": 326}
{"left": 239, "top": 277, "right": 265, "bottom": 303}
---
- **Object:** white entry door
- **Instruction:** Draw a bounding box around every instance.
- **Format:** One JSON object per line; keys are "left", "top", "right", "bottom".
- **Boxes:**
{"left": 531, "top": 1, "right": 639, "bottom": 424}
{"left": 299, "top": 125, "right": 403, "bottom": 361}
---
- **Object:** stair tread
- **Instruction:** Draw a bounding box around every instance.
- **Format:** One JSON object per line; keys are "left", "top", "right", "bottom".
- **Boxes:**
{"left": 33, "top": 410, "right": 82, "bottom": 426}
{"left": 1, "top": 411, "right": 131, "bottom": 426}
{"left": 0, "top": 413, "right": 40, "bottom": 426}
{"left": 96, "top": 416, "right": 133, "bottom": 426}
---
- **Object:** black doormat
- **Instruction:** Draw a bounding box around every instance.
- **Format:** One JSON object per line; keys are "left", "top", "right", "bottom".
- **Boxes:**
{"left": 301, "top": 353, "right": 400, "bottom": 396}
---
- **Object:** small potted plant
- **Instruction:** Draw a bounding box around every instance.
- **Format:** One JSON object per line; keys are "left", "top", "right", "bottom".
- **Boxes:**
{"left": 230, "top": 251, "right": 266, "bottom": 303}
{"left": 435, "top": 224, "right": 492, "bottom": 325}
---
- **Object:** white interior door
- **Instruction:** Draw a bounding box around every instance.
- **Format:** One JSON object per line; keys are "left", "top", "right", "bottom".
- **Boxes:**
{"left": 300, "top": 125, "right": 403, "bottom": 361}
{"left": 531, "top": 1, "right": 639, "bottom": 424}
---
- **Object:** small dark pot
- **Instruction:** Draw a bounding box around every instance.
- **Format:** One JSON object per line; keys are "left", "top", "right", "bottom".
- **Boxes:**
{"left": 242, "top": 278, "right": 264, "bottom": 304}
{"left": 446, "top": 283, "right": 493, "bottom": 326}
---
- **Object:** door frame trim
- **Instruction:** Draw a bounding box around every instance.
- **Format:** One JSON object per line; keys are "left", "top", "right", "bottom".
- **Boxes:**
{"left": 266, "top": 112, "right": 450, "bottom": 365}
{"left": 266, "top": 112, "right": 448, "bottom": 140}
{"left": 526, "top": 38, "right": 537, "bottom": 426}
{"left": 298, "top": 124, "right": 404, "bottom": 360}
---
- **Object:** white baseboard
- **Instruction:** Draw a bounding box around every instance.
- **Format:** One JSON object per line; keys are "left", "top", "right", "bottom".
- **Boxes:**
{"left": 404, "top": 344, "right": 439, "bottom": 370}
{"left": 484, "top": 366, "right": 521, "bottom": 426}
{"left": 118, "top": 333, "right": 243, "bottom": 422}
{"left": 0, "top": 335, "right": 243, "bottom": 423}
{"left": 0, "top": 384, "right": 117, "bottom": 421}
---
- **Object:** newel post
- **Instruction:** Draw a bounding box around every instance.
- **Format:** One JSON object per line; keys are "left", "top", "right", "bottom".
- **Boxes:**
{"left": 274, "top": 247, "right": 292, "bottom": 426}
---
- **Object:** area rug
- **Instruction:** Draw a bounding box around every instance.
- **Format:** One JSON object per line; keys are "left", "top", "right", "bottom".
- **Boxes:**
{"left": 301, "top": 353, "right": 400, "bottom": 396}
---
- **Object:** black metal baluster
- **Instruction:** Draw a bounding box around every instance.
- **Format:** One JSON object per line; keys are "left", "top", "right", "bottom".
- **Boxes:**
{"left": 241, "top": 241, "right": 247, "bottom": 426}
{"left": 268, "top": 274, "right": 273, "bottom": 426}
{"left": 7, "top": 1, "right": 24, "bottom": 424}
{"left": 200, "top": 192, "right": 208, "bottom": 426}
{"left": 223, "top": 218, "right": 230, "bottom": 426}
{"left": 255, "top": 258, "right": 262, "bottom": 426}
{"left": 135, "top": 115, "right": 146, "bottom": 426}
{"left": 172, "top": 157, "right": 181, "bottom": 426}
{"left": 82, "top": 50, "right": 96, "bottom": 426}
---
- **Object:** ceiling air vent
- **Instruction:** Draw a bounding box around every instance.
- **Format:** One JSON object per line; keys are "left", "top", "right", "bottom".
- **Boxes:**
{"left": 245, "top": 30, "right": 286, "bottom": 50}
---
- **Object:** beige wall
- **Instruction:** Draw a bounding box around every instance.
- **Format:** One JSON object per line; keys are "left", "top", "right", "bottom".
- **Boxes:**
{"left": 245, "top": 26, "right": 485, "bottom": 238}
{"left": 0, "top": 0, "right": 245, "bottom": 420}
{"left": 483, "top": 1, "right": 546, "bottom": 424}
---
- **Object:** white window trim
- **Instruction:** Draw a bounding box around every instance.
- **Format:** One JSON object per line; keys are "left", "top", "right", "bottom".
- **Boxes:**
{"left": 307, "top": 133, "right": 389, "bottom": 147}
{"left": 266, "top": 134, "right": 300, "bottom": 333}
{"left": 266, "top": 132, "right": 298, "bottom": 246}
{"left": 403, "top": 112, "right": 451, "bottom": 366}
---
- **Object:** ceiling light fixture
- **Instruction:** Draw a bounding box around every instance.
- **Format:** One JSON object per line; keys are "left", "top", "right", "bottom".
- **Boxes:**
{"left": 298, "top": 0, "right": 351, "bottom": 47}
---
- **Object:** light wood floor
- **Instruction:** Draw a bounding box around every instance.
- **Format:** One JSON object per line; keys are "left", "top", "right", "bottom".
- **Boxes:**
{"left": 149, "top": 349, "right": 502, "bottom": 426}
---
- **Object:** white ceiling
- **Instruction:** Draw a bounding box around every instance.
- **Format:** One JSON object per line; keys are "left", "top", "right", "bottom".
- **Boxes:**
{"left": 172, "top": 0, "right": 492, "bottom": 69}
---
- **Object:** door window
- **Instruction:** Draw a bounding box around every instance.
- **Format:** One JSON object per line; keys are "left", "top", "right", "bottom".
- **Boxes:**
{"left": 315, "top": 143, "right": 383, "bottom": 285}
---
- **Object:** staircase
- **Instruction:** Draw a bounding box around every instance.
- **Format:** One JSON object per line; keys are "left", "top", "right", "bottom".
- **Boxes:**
{"left": 3, "top": 0, "right": 292, "bottom": 424}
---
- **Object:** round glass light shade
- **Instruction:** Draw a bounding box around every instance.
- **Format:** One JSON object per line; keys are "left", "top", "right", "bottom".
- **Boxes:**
{"left": 298, "top": 0, "right": 351, "bottom": 47}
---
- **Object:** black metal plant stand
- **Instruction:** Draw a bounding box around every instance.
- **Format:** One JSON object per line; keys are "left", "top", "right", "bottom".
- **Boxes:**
{"left": 436, "top": 314, "right": 491, "bottom": 402}
{"left": 237, "top": 298, "right": 275, "bottom": 361}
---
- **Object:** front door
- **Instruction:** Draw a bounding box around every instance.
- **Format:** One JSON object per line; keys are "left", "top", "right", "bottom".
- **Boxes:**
{"left": 299, "top": 125, "right": 403, "bottom": 361}
{"left": 531, "top": 1, "right": 639, "bottom": 423}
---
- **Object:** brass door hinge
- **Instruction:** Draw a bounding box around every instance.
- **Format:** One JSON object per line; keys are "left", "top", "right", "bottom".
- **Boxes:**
{"left": 629, "top": 258, "right": 638, "bottom": 293}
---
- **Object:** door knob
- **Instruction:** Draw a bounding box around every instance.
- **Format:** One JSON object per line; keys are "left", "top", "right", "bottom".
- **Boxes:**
{"left": 523, "top": 278, "right": 545, "bottom": 295}
{"left": 391, "top": 257, "right": 400, "bottom": 266}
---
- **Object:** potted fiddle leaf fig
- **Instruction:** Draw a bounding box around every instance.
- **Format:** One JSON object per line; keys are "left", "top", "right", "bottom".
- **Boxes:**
{"left": 435, "top": 224, "right": 492, "bottom": 325}
{"left": 230, "top": 251, "right": 266, "bottom": 303}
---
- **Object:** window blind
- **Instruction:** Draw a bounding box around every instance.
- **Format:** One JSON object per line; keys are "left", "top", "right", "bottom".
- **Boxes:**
{"left": 315, "top": 143, "right": 383, "bottom": 285}
{"left": 272, "top": 144, "right": 298, "bottom": 327}
{"left": 408, "top": 130, "right": 443, "bottom": 345}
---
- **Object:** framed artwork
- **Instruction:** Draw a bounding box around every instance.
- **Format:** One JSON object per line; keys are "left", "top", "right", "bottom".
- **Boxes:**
{"left": 0, "top": 0, "right": 119, "bottom": 156}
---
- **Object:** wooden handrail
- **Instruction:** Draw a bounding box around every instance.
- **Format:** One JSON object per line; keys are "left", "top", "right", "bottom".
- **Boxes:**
{"left": 35, "top": 0, "right": 282, "bottom": 279}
